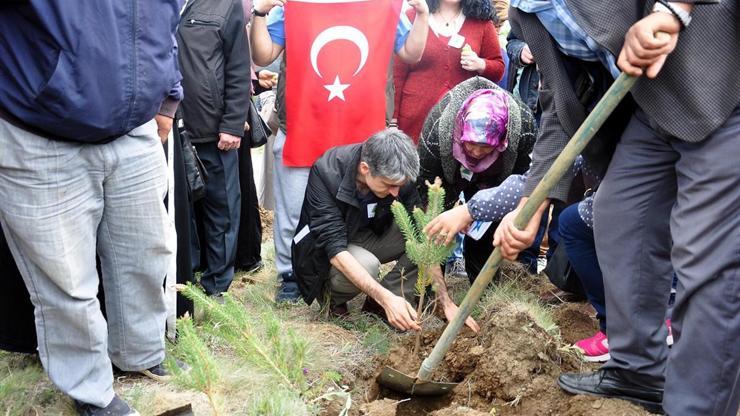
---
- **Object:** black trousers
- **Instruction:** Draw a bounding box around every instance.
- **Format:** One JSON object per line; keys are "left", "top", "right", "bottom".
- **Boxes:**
{"left": 235, "top": 144, "right": 262, "bottom": 270}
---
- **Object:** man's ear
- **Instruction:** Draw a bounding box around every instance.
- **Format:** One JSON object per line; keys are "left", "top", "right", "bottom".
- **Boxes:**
{"left": 358, "top": 161, "right": 370, "bottom": 176}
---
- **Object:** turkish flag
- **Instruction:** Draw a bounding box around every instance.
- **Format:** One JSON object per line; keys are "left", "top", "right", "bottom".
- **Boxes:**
{"left": 284, "top": 0, "right": 403, "bottom": 167}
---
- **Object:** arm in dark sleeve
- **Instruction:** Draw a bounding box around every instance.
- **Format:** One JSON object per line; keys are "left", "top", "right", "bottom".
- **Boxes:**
{"left": 522, "top": 77, "right": 573, "bottom": 202}
{"left": 506, "top": 34, "right": 526, "bottom": 68}
{"left": 305, "top": 166, "right": 349, "bottom": 260}
{"left": 219, "top": 2, "right": 252, "bottom": 137}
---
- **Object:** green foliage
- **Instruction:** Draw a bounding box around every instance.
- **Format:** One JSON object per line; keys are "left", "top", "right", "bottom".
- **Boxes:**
{"left": 180, "top": 283, "right": 310, "bottom": 393}
{"left": 166, "top": 317, "right": 222, "bottom": 414}
{"left": 391, "top": 178, "right": 455, "bottom": 297}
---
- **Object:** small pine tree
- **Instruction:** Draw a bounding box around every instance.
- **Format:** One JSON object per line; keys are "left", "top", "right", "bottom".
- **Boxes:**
{"left": 391, "top": 178, "right": 455, "bottom": 354}
{"left": 166, "top": 317, "right": 223, "bottom": 415}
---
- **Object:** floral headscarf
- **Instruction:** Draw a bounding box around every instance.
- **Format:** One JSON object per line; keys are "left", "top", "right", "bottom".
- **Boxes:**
{"left": 452, "top": 89, "right": 510, "bottom": 173}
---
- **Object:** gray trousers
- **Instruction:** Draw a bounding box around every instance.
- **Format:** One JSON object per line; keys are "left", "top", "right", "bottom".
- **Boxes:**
{"left": 594, "top": 107, "right": 740, "bottom": 416}
{"left": 0, "top": 119, "right": 173, "bottom": 407}
{"left": 272, "top": 129, "right": 310, "bottom": 275}
{"left": 327, "top": 225, "right": 418, "bottom": 306}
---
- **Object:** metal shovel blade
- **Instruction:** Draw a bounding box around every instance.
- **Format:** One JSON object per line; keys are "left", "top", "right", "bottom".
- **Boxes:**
{"left": 377, "top": 366, "right": 458, "bottom": 396}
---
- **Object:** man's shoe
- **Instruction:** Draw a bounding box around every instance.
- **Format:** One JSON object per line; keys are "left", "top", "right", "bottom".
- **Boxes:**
{"left": 138, "top": 359, "right": 190, "bottom": 382}
{"left": 558, "top": 369, "right": 664, "bottom": 414}
{"left": 574, "top": 331, "right": 610, "bottom": 362}
{"left": 329, "top": 302, "right": 350, "bottom": 318}
{"left": 240, "top": 260, "right": 264, "bottom": 275}
{"left": 276, "top": 272, "right": 301, "bottom": 303}
{"left": 76, "top": 395, "right": 140, "bottom": 416}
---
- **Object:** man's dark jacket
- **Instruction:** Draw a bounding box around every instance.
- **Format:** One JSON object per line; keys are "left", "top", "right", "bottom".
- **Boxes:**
{"left": 177, "top": 0, "right": 251, "bottom": 143}
{"left": 0, "top": 1, "right": 183, "bottom": 143}
{"left": 510, "top": 0, "right": 739, "bottom": 201}
{"left": 292, "top": 144, "right": 422, "bottom": 304}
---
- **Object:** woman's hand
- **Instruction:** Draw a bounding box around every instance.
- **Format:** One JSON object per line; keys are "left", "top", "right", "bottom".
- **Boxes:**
{"left": 461, "top": 47, "right": 486, "bottom": 73}
{"left": 423, "top": 204, "right": 474, "bottom": 246}
{"left": 441, "top": 298, "right": 480, "bottom": 333}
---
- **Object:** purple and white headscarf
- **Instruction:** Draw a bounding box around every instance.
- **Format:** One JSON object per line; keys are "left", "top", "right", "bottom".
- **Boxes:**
{"left": 452, "top": 89, "right": 510, "bottom": 173}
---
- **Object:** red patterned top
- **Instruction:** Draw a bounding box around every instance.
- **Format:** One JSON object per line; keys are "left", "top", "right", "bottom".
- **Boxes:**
{"left": 393, "top": 12, "right": 504, "bottom": 143}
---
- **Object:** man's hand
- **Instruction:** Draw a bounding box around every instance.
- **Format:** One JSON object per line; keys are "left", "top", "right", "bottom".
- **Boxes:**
{"left": 618, "top": 12, "right": 680, "bottom": 78}
{"left": 407, "top": 0, "right": 429, "bottom": 16}
{"left": 258, "top": 70, "right": 279, "bottom": 89}
{"left": 441, "top": 300, "right": 480, "bottom": 333}
{"left": 424, "top": 204, "right": 474, "bottom": 246}
{"left": 218, "top": 132, "right": 242, "bottom": 151}
{"left": 493, "top": 198, "right": 547, "bottom": 261}
{"left": 379, "top": 293, "right": 421, "bottom": 331}
{"left": 520, "top": 44, "right": 534, "bottom": 65}
{"left": 461, "top": 48, "right": 486, "bottom": 73}
{"left": 253, "top": 0, "right": 285, "bottom": 15}
{"left": 155, "top": 114, "right": 173, "bottom": 144}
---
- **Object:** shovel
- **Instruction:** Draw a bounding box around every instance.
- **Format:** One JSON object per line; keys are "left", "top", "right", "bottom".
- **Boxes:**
{"left": 377, "top": 71, "right": 638, "bottom": 395}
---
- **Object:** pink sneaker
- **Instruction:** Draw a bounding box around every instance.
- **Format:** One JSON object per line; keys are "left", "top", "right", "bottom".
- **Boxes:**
{"left": 574, "top": 331, "right": 610, "bottom": 362}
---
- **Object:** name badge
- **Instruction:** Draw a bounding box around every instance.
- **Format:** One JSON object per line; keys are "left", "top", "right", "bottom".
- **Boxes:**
{"left": 293, "top": 225, "right": 310, "bottom": 244}
{"left": 466, "top": 220, "right": 492, "bottom": 241}
{"left": 448, "top": 33, "right": 465, "bottom": 48}
{"left": 460, "top": 166, "right": 473, "bottom": 181}
{"left": 367, "top": 203, "right": 378, "bottom": 219}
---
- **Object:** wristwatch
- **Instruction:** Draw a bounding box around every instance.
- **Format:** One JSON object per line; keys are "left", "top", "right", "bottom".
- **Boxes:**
{"left": 653, "top": 0, "right": 692, "bottom": 29}
{"left": 252, "top": 7, "right": 268, "bottom": 17}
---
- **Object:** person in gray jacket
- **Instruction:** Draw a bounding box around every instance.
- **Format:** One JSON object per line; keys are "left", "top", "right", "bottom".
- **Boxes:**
{"left": 497, "top": 1, "right": 739, "bottom": 415}
{"left": 177, "top": 0, "right": 252, "bottom": 298}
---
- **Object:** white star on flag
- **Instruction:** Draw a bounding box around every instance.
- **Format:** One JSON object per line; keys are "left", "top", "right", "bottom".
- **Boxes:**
{"left": 324, "top": 75, "right": 350, "bottom": 101}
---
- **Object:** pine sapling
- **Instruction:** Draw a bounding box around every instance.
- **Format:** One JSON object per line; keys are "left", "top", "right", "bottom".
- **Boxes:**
{"left": 391, "top": 178, "right": 454, "bottom": 355}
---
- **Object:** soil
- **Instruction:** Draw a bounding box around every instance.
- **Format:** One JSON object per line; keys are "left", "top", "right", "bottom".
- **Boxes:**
{"left": 351, "top": 303, "right": 651, "bottom": 416}
{"left": 553, "top": 303, "right": 600, "bottom": 345}
{"left": 260, "top": 207, "right": 273, "bottom": 242}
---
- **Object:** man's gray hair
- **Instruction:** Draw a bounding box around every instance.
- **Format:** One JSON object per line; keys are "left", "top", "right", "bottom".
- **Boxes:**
{"left": 360, "top": 129, "right": 420, "bottom": 182}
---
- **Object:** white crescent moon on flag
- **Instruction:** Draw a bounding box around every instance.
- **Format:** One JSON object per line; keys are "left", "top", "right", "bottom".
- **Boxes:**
{"left": 310, "top": 25, "right": 369, "bottom": 78}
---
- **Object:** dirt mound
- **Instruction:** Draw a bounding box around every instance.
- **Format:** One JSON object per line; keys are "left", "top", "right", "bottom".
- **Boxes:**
{"left": 553, "top": 302, "right": 600, "bottom": 345}
{"left": 356, "top": 303, "right": 650, "bottom": 416}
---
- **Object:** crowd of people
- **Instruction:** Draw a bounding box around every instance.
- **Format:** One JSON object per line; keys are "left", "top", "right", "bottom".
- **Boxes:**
{"left": 0, "top": 0, "right": 737, "bottom": 415}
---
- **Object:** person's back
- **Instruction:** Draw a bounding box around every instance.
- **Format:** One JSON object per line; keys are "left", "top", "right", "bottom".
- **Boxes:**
{"left": 0, "top": 1, "right": 182, "bottom": 142}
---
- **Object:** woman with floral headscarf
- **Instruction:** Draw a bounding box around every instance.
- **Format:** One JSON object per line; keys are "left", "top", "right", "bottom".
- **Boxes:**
{"left": 417, "top": 77, "right": 536, "bottom": 281}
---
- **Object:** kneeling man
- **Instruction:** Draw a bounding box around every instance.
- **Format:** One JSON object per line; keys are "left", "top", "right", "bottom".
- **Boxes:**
{"left": 292, "top": 129, "right": 478, "bottom": 332}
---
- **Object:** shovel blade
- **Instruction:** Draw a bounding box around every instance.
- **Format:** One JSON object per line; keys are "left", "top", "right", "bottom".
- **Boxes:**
{"left": 377, "top": 366, "right": 458, "bottom": 396}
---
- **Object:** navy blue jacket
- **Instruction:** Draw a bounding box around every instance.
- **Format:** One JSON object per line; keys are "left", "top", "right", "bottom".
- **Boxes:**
{"left": 0, "top": 1, "right": 183, "bottom": 143}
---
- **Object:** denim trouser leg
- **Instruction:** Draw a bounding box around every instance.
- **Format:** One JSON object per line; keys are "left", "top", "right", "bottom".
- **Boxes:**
{"left": 0, "top": 118, "right": 173, "bottom": 407}
{"left": 272, "top": 129, "right": 310, "bottom": 275}
{"left": 559, "top": 203, "right": 606, "bottom": 333}
{"left": 194, "top": 142, "right": 240, "bottom": 295}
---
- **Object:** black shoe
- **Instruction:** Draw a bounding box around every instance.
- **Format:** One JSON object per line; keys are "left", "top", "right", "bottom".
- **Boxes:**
{"left": 558, "top": 369, "right": 664, "bottom": 414}
{"left": 275, "top": 272, "right": 301, "bottom": 303}
{"left": 138, "top": 359, "right": 190, "bottom": 382}
{"left": 76, "top": 395, "right": 139, "bottom": 416}
{"left": 239, "top": 260, "right": 264, "bottom": 274}
{"left": 329, "top": 302, "right": 350, "bottom": 318}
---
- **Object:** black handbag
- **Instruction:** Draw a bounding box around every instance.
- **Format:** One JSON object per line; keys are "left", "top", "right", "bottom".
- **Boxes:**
{"left": 543, "top": 243, "right": 585, "bottom": 297}
{"left": 247, "top": 99, "right": 271, "bottom": 148}
{"left": 178, "top": 125, "right": 208, "bottom": 202}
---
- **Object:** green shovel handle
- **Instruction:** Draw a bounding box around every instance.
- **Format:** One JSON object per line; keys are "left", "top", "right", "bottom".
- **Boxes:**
{"left": 417, "top": 71, "right": 638, "bottom": 382}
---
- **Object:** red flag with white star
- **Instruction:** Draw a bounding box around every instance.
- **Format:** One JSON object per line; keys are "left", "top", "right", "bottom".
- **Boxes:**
{"left": 283, "top": 0, "right": 402, "bottom": 167}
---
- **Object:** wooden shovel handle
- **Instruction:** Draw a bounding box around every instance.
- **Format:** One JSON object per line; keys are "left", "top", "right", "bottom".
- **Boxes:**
{"left": 417, "top": 71, "right": 639, "bottom": 382}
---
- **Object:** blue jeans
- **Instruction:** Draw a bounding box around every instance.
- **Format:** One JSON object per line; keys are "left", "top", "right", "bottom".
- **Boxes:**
{"left": 0, "top": 118, "right": 174, "bottom": 407}
{"left": 559, "top": 203, "right": 606, "bottom": 333}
